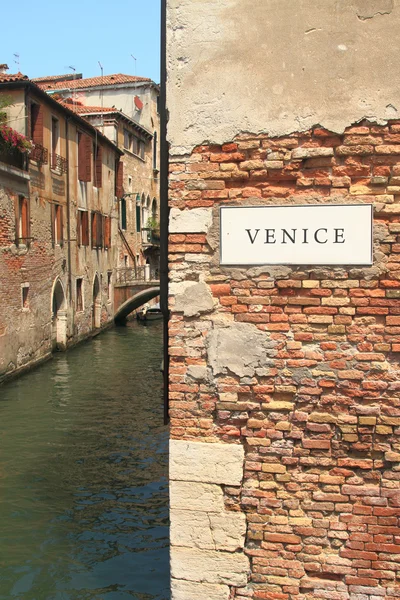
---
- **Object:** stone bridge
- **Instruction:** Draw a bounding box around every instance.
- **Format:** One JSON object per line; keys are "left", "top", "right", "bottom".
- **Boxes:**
{"left": 114, "top": 279, "right": 160, "bottom": 323}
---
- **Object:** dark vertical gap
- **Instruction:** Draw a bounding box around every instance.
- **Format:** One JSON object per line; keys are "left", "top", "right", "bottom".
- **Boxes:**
{"left": 160, "top": 0, "right": 170, "bottom": 425}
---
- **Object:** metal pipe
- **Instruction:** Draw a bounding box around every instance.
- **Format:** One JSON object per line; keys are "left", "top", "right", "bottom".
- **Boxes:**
{"left": 160, "top": 0, "right": 170, "bottom": 425}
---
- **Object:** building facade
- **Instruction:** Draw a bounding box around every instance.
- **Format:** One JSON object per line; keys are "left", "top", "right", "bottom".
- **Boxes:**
{"left": 166, "top": 2, "right": 400, "bottom": 600}
{"left": 0, "top": 73, "right": 122, "bottom": 382}
{"left": 35, "top": 73, "right": 161, "bottom": 279}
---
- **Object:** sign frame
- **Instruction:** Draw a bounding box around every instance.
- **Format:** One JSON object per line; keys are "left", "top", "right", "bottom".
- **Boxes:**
{"left": 219, "top": 204, "right": 374, "bottom": 267}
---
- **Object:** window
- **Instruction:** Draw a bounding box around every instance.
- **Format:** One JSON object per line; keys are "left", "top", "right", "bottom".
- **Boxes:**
{"left": 128, "top": 176, "right": 132, "bottom": 192}
{"left": 107, "top": 272, "right": 112, "bottom": 302}
{"left": 104, "top": 216, "right": 111, "bottom": 249}
{"left": 136, "top": 204, "right": 141, "bottom": 232}
{"left": 91, "top": 212, "right": 103, "bottom": 248}
{"left": 138, "top": 139, "right": 145, "bottom": 160}
{"left": 76, "top": 278, "right": 83, "bottom": 312}
{"left": 51, "top": 203, "right": 63, "bottom": 245}
{"left": 51, "top": 116, "right": 59, "bottom": 169}
{"left": 15, "top": 195, "right": 30, "bottom": 245}
{"left": 120, "top": 198, "right": 127, "bottom": 230}
{"left": 115, "top": 159, "right": 123, "bottom": 198}
{"left": 123, "top": 129, "right": 130, "bottom": 150}
{"left": 92, "top": 141, "right": 102, "bottom": 188}
{"left": 21, "top": 284, "right": 29, "bottom": 310}
{"left": 78, "top": 131, "right": 91, "bottom": 182}
{"left": 153, "top": 131, "right": 157, "bottom": 170}
{"left": 77, "top": 210, "right": 89, "bottom": 246}
{"left": 30, "top": 103, "right": 43, "bottom": 145}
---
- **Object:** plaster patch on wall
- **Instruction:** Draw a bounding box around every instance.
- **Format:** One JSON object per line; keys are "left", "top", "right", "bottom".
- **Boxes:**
{"left": 172, "top": 281, "right": 214, "bottom": 317}
{"left": 356, "top": 0, "right": 393, "bottom": 20}
{"left": 167, "top": 0, "right": 400, "bottom": 153}
{"left": 170, "top": 207, "right": 212, "bottom": 233}
{"left": 207, "top": 322, "right": 276, "bottom": 378}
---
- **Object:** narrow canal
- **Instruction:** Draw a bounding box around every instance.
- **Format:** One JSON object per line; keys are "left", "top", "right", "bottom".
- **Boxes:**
{"left": 0, "top": 321, "right": 169, "bottom": 600}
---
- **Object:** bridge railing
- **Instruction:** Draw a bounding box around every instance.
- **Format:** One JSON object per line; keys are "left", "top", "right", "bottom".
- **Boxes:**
{"left": 115, "top": 266, "right": 160, "bottom": 285}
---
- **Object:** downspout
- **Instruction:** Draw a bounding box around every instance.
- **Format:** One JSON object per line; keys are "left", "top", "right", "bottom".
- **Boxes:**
{"left": 65, "top": 118, "right": 73, "bottom": 329}
{"left": 160, "top": 0, "right": 170, "bottom": 425}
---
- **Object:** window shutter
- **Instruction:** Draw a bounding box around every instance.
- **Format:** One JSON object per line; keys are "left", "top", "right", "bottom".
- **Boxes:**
{"left": 78, "top": 133, "right": 85, "bottom": 181}
{"left": 91, "top": 212, "right": 96, "bottom": 248}
{"left": 104, "top": 216, "right": 111, "bottom": 248}
{"left": 20, "top": 197, "right": 28, "bottom": 240}
{"left": 31, "top": 103, "right": 44, "bottom": 145}
{"left": 82, "top": 211, "right": 89, "bottom": 246}
{"left": 95, "top": 145, "right": 103, "bottom": 188}
{"left": 51, "top": 203, "right": 56, "bottom": 245}
{"left": 98, "top": 214, "right": 103, "bottom": 248}
{"left": 84, "top": 134, "right": 92, "bottom": 182}
{"left": 77, "top": 211, "right": 82, "bottom": 246}
{"left": 78, "top": 133, "right": 92, "bottom": 182}
{"left": 14, "top": 195, "right": 19, "bottom": 244}
{"left": 57, "top": 205, "right": 63, "bottom": 245}
{"left": 115, "top": 160, "right": 124, "bottom": 198}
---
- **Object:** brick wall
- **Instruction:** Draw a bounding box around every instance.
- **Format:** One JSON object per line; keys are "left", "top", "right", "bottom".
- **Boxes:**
{"left": 168, "top": 122, "right": 400, "bottom": 599}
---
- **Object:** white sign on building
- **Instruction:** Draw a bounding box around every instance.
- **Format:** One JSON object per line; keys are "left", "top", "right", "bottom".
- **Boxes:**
{"left": 220, "top": 204, "right": 373, "bottom": 266}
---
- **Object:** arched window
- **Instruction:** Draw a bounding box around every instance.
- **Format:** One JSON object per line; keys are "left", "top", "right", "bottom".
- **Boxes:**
{"left": 152, "top": 198, "right": 157, "bottom": 221}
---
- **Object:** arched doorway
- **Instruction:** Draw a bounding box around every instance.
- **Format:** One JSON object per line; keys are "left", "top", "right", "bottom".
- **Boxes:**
{"left": 52, "top": 278, "right": 67, "bottom": 350}
{"left": 92, "top": 274, "right": 101, "bottom": 329}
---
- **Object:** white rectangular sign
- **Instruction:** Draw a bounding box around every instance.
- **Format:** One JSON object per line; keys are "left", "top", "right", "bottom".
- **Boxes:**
{"left": 220, "top": 204, "right": 373, "bottom": 266}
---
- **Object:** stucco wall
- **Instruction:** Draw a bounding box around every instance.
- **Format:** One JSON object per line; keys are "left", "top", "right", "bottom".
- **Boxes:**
{"left": 167, "top": 0, "right": 400, "bottom": 153}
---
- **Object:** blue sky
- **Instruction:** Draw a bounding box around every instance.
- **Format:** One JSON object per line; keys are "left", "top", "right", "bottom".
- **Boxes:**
{"left": 2, "top": 0, "right": 161, "bottom": 83}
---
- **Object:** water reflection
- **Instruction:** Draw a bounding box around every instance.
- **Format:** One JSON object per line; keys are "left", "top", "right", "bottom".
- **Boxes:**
{"left": 0, "top": 321, "right": 169, "bottom": 600}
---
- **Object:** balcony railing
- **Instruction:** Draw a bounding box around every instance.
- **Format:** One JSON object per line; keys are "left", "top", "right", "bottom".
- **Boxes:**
{"left": 30, "top": 143, "right": 48, "bottom": 165}
{"left": 141, "top": 227, "right": 161, "bottom": 246}
{"left": 115, "top": 266, "right": 159, "bottom": 285}
{"left": 51, "top": 153, "right": 68, "bottom": 175}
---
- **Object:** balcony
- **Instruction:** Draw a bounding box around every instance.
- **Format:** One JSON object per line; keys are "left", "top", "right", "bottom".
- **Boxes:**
{"left": 30, "top": 143, "right": 48, "bottom": 165}
{"left": 0, "top": 145, "right": 28, "bottom": 170}
{"left": 51, "top": 153, "right": 68, "bottom": 175}
{"left": 141, "top": 227, "right": 160, "bottom": 247}
{"left": 115, "top": 266, "right": 159, "bottom": 285}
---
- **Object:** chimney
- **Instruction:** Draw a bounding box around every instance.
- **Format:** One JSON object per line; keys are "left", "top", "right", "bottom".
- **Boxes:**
{"left": 0, "top": 64, "right": 9, "bottom": 74}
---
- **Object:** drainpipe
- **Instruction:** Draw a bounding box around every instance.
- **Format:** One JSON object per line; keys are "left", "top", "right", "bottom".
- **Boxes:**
{"left": 160, "top": 0, "right": 170, "bottom": 425}
{"left": 65, "top": 118, "right": 73, "bottom": 330}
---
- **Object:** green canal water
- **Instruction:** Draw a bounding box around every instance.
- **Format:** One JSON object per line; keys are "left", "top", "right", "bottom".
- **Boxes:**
{"left": 0, "top": 321, "right": 169, "bottom": 600}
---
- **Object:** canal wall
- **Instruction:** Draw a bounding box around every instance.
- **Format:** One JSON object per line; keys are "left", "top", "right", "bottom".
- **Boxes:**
{"left": 166, "top": 1, "right": 400, "bottom": 599}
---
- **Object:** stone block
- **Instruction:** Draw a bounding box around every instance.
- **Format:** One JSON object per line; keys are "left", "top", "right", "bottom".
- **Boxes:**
{"left": 170, "top": 439, "right": 244, "bottom": 485}
{"left": 170, "top": 481, "right": 225, "bottom": 511}
{"left": 170, "top": 509, "right": 246, "bottom": 551}
{"left": 170, "top": 207, "right": 212, "bottom": 233}
{"left": 171, "top": 579, "right": 230, "bottom": 600}
{"left": 170, "top": 547, "right": 249, "bottom": 587}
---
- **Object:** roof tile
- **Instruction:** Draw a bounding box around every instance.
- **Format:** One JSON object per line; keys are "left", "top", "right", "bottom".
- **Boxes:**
{"left": 38, "top": 73, "right": 152, "bottom": 90}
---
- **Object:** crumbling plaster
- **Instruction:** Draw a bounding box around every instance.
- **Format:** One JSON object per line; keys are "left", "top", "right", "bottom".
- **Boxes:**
{"left": 167, "top": 0, "right": 400, "bottom": 153}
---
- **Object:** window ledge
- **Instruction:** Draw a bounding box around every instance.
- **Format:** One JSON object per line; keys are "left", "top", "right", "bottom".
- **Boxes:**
{"left": 123, "top": 148, "right": 146, "bottom": 162}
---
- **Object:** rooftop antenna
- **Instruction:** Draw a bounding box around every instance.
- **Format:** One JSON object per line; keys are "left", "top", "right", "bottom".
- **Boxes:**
{"left": 68, "top": 65, "right": 76, "bottom": 78}
{"left": 98, "top": 61, "right": 104, "bottom": 133}
{"left": 131, "top": 54, "right": 137, "bottom": 77}
{"left": 13, "top": 53, "right": 20, "bottom": 71}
